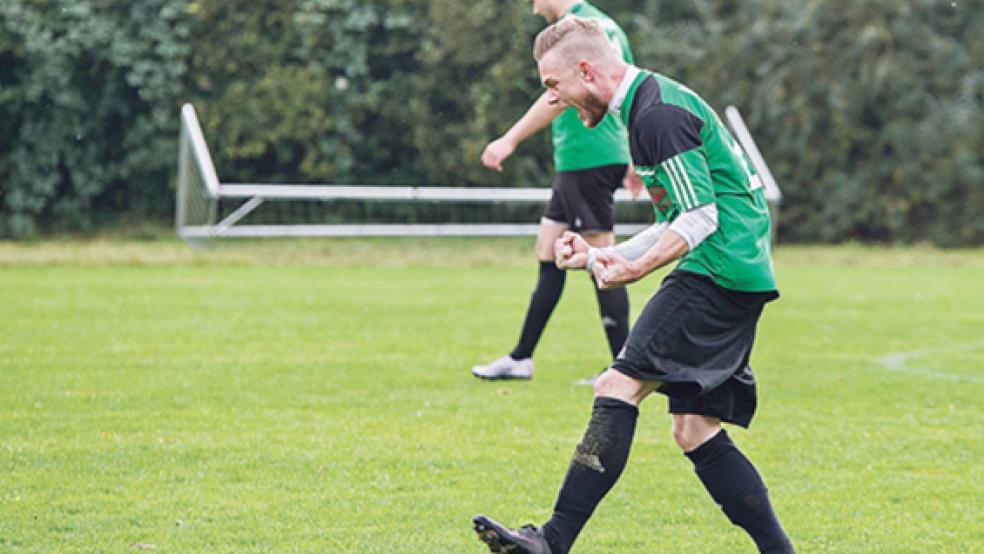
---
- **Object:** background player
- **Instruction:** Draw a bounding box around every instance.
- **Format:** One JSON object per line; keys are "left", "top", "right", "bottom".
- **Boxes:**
{"left": 472, "top": 0, "right": 641, "bottom": 384}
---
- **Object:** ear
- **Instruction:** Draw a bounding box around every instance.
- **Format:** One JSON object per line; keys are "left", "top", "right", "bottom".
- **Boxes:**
{"left": 578, "top": 60, "right": 595, "bottom": 82}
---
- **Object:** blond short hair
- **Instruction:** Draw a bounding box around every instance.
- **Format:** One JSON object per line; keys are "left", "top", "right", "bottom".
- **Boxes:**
{"left": 533, "top": 16, "right": 616, "bottom": 65}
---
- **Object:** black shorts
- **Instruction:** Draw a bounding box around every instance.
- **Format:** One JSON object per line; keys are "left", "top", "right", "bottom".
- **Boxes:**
{"left": 611, "top": 270, "right": 778, "bottom": 427}
{"left": 543, "top": 164, "right": 627, "bottom": 233}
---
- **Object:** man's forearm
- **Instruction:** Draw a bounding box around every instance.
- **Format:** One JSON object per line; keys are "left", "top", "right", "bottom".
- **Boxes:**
{"left": 502, "top": 92, "right": 566, "bottom": 145}
{"left": 633, "top": 203, "right": 718, "bottom": 276}
{"left": 588, "top": 222, "right": 668, "bottom": 271}
{"left": 632, "top": 229, "right": 690, "bottom": 276}
{"left": 589, "top": 203, "right": 719, "bottom": 276}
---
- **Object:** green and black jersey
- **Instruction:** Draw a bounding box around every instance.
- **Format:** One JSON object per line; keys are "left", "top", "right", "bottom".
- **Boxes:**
{"left": 617, "top": 68, "right": 777, "bottom": 292}
{"left": 551, "top": 1, "right": 634, "bottom": 172}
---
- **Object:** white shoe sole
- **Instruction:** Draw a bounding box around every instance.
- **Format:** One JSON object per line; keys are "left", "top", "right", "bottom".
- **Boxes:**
{"left": 471, "top": 369, "right": 533, "bottom": 381}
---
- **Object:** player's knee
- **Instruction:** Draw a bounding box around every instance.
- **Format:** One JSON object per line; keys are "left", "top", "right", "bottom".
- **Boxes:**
{"left": 671, "top": 415, "right": 719, "bottom": 452}
{"left": 671, "top": 421, "right": 692, "bottom": 451}
{"left": 593, "top": 369, "right": 648, "bottom": 405}
{"left": 536, "top": 221, "right": 568, "bottom": 260}
{"left": 592, "top": 370, "right": 616, "bottom": 397}
{"left": 535, "top": 239, "right": 559, "bottom": 261}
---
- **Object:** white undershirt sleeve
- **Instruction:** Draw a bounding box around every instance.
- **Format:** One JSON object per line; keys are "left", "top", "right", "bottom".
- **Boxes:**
{"left": 668, "top": 203, "right": 718, "bottom": 251}
{"left": 587, "top": 222, "right": 669, "bottom": 272}
{"left": 585, "top": 203, "right": 719, "bottom": 271}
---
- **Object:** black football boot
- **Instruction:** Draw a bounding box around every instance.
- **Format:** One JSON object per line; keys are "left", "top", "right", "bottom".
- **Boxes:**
{"left": 473, "top": 515, "right": 552, "bottom": 554}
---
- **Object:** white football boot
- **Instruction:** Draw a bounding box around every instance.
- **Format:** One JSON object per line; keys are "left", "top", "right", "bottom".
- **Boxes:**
{"left": 471, "top": 355, "right": 534, "bottom": 380}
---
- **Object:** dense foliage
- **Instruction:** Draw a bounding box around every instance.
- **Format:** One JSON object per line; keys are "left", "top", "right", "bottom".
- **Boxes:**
{"left": 1, "top": 0, "right": 981, "bottom": 244}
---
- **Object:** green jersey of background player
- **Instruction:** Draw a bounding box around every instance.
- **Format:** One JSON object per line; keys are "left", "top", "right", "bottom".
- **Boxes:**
{"left": 472, "top": 0, "right": 642, "bottom": 384}
{"left": 548, "top": 3, "right": 633, "bottom": 172}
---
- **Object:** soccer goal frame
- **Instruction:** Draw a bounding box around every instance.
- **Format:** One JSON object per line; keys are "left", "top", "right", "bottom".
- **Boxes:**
{"left": 175, "top": 103, "right": 780, "bottom": 244}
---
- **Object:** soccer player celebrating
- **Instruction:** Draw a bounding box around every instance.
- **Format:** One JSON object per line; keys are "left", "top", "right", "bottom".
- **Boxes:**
{"left": 471, "top": 0, "right": 641, "bottom": 384}
{"left": 473, "top": 16, "right": 795, "bottom": 554}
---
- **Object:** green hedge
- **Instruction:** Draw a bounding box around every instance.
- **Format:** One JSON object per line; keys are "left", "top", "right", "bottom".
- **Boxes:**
{"left": 1, "top": 0, "right": 981, "bottom": 244}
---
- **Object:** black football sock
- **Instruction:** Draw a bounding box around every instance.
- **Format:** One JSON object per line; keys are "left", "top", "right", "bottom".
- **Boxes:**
{"left": 590, "top": 274, "right": 630, "bottom": 359}
{"left": 510, "top": 261, "right": 566, "bottom": 360}
{"left": 542, "top": 397, "right": 639, "bottom": 554}
{"left": 686, "top": 429, "right": 795, "bottom": 554}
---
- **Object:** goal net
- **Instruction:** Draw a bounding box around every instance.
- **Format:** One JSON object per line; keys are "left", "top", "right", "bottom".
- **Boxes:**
{"left": 175, "top": 103, "right": 779, "bottom": 246}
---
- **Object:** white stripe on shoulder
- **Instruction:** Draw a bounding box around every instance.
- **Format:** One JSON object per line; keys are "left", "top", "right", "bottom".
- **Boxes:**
{"left": 672, "top": 156, "right": 699, "bottom": 208}
{"left": 661, "top": 160, "right": 689, "bottom": 211}
{"left": 662, "top": 160, "right": 688, "bottom": 210}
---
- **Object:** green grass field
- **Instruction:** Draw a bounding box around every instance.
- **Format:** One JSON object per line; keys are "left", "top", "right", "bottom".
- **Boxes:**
{"left": 2, "top": 239, "right": 982, "bottom": 552}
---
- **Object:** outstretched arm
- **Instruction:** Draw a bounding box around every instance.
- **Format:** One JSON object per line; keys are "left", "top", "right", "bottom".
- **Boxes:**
{"left": 481, "top": 92, "right": 566, "bottom": 172}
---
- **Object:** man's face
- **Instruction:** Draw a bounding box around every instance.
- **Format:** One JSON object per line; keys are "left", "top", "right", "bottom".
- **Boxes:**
{"left": 539, "top": 54, "right": 609, "bottom": 128}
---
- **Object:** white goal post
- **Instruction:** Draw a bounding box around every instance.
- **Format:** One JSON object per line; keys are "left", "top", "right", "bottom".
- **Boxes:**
{"left": 724, "top": 106, "right": 782, "bottom": 204}
{"left": 175, "top": 103, "right": 780, "bottom": 244}
{"left": 175, "top": 103, "right": 649, "bottom": 243}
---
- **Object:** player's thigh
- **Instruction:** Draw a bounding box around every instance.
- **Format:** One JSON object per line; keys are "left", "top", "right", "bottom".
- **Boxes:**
{"left": 582, "top": 230, "right": 615, "bottom": 248}
{"left": 594, "top": 368, "right": 661, "bottom": 406}
{"left": 535, "top": 218, "right": 569, "bottom": 261}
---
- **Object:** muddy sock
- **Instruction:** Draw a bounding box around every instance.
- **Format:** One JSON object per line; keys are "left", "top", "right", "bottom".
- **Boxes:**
{"left": 542, "top": 397, "right": 638, "bottom": 554}
{"left": 590, "top": 274, "right": 629, "bottom": 359}
{"left": 686, "top": 429, "right": 794, "bottom": 554}
{"left": 510, "top": 261, "right": 566, "bottom": 360}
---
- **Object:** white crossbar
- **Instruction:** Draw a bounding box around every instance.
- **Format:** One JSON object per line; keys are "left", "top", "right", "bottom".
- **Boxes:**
{"left": 180, "top": 223, "right": 651, "bottom": 238}
{"left": 219, "top": 183, "right": 641, "bottom": 203}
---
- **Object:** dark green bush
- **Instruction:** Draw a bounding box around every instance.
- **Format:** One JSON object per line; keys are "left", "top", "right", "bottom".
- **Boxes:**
{"left": 1, "top": 0, "right": 980, "bottom": 245}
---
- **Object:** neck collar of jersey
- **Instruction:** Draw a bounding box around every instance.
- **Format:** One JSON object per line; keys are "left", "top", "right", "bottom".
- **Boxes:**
{"left": 609, "top": 65, "right": 642, "bottom": 120}
{"left": 563, "top": 1, "right": 586, "bottom": 17}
